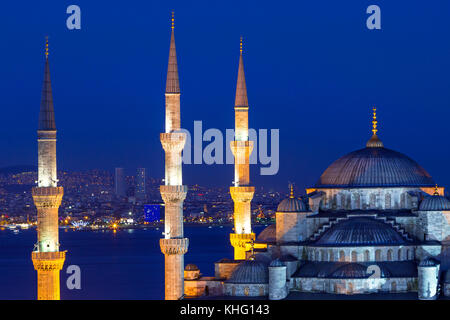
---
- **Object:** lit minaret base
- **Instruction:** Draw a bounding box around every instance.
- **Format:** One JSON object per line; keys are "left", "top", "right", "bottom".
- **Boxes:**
{"left": 229, "top": 38, "right": 255, "bottom": 260}
{"left": 31, "top": 38, "right": 66, "bottom": 300}
{"left": 159, "top": 13, "right": 189, "bottom": 300}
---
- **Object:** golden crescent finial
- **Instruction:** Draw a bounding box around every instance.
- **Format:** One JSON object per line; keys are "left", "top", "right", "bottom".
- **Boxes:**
{"left": 240, "top": 36, "right": 243, "bottom": 54}
{"left": 45, "top": 36, "right": 49, "bottom": 59}
{"left": 289, "top": 183, "right": 294, "bottom": 198}
{"left": 171, "top": 11, "right": 174, "bottom": 30}
{"left": 372, "top": 106, "right": 378, "bottom": 136}
{"left": 434, "top": 184, "right": 439, "bottom": 196}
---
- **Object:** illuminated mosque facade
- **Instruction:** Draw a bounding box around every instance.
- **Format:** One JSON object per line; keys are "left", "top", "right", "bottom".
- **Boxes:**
{"left": 157, "top": 18, "right": 450, "bottom": 300}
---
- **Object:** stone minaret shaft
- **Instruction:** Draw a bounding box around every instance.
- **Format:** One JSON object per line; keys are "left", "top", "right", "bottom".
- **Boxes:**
{"left": 159, "top": 17, "right": 189, "bottom": 300}
{"left": 230, "top": 39, "right": 255, "bottom": 260}
{"left": 31, "top": 38, "right": 65, "bottom": 300}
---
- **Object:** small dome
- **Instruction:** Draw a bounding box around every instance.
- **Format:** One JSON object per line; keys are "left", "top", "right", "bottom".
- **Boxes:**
{"left": 269, "top": 259, "right": 285, "bottom": 267}
{"left": 256, "top": 224, "right": 276, "bottom": 242}
{"left": 185, "top": 264, "right": 199, "bottom": 271}
{"left": 419, "top": 257, "right": 440, "bottom": 267}
{"left": 277, "top": 197, "right": 307, "bottom": 212}
{"left": 227, "top": 260, "right": 268, "bottom": 284}
{"left": 314, "top": 217, "right": 409, "bottom": 246}
{"left": 419, "top": 195, "right": 450, "bottom": 211}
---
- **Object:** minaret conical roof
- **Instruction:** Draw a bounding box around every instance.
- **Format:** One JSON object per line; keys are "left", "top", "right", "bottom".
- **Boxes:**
{"left": 165, "top": 27, "right": 180, "bottom": 94}
{"left": 235, "top": 38, "right": 248, "bottom": 107}
{"left": 38, "top": 39, "right": 56, "bottom": 131}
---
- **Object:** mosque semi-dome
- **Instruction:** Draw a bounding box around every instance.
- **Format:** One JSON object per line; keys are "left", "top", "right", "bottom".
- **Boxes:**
{"left": 313, "top": 217, "right": 410, "bottom": 246}
{"left": 227, "top": 260, "right": 269, "bottom": 284}
{"left": 419, "top": 194, "right": 450, "bottom": 211}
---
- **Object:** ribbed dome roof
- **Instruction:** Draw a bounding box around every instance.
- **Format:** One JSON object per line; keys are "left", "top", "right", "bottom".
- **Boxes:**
{"left": 330, "top": 263, "right": 372, "bottom": 278}
{"left": 185, "top": 264, "right": 199, "bottom": 271}
{"left": 227, "top": 260, "right": 268, "bottom": 284}
{"left": 316, "top": 147, "right": 434, "bottom": 188}
{"left": 256, "top": 224, "right": 276, "bottom": 242}
{"left": 277, "top": 198, "right": 307, "bottom": 212}
{"left": 419, "top": 195, "right": 450, "bottom": 211}
{"left": 314, "top": 217, "right": 409, "bottom": 246}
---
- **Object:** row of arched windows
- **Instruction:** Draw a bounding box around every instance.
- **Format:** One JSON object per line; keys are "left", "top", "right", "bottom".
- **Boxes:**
{"left": 323, "top": 192, "right": 410, "bottom": 210}
{"left": 309, "top": 248, "right": 413, "bottom": 262}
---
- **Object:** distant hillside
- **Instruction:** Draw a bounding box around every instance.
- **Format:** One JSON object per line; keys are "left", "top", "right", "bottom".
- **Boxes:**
{"left": 0, "top": 165, "right": 37, "bottom": 174}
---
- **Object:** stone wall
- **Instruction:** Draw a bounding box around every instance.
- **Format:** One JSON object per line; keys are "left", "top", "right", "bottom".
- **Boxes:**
{"left": 307, "top": 245, "right": 416, "bottom": 262}
{"left": 214, "top": 261, "right": 240, "bottom": 280}
{"left": 224, "top": 283, "right": 269, "bottom": 297}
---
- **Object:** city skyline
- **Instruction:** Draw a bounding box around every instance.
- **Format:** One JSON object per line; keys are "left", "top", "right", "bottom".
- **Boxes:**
{"left": 1, "top": 2, "right": 450, "bottom": 191}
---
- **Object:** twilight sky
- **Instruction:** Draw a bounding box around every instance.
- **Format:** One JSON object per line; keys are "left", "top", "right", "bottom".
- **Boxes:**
{"left": 0, "top": 1, "right": 449, "bottom": 192}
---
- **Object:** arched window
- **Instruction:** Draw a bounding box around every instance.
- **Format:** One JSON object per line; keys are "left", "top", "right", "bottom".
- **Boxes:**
{"left": 387, "top": 249, "right": 393, "bottom": 261}
{"left": 375, "top": 249, "right": 382, "bottom": 261}
{"left": 329, "top": 250, "right": 334, "bottom": 262}
{"left": 244, "top": 287, "right": 249, "bottom": 296}
{"left": 348, "top": 283, "right": 354, "bottom": 294}
{"left": 385, "top": 193, "right": 391, "bottom": 209}
{"left": 397, "top": 249, "right": 402, "bottom": 261}
{"left": 400, "top": 193, "right": 406, "bottom": 208}
{"left": 370, "top": 194, "right": 376, "bottom": 208}
{"left": 351, "top": 251, "right": 357, "bottom": 262}
{"left": 339, "top": 194, "right": 346, "bottom": 209}
{"left": 315, "top": 250, "right": 319, "bottom": 261}
{"left": 391, "top": 282, "right": 397, "bottom": 292}
{"left": 354, "top": 193, "right": 361, "bottom": 209}
{"left": 364, "top": 250, "right": 370, "bottom": 262}
{"left": 259, "top": 286, "right": 264, "bottom": 296}
{"left": 332, "top": 195, "right": 337, "bottom": 209}
{"left": 232, "top": 286, "right": 236, "bottom": 296}
{"left": 406, "top": 249, "right": 410, "bottom": 260}
{"left": 321, "top": 250, "right": 328, "bottom": 262}
{"left": 339, "top": 250, "right": 345, "bottom": 262}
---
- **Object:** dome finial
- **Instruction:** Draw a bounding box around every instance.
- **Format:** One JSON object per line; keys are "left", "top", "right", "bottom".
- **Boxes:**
{"left": 240, "top": 36, "right": 243, "bottom": 55}
{"left": 45, "top": 36, "right": 49, "bottom": 59}
{"left": 366, "top": 106, "right": 384, "bottom": 148}
{"left": 372, "top": 106, "right": 378, "bottom": 136}
{"left": 289, "top": 183, "right": 294, "bottom": 199}
{"left": 434, "top": 184, "right": 439, "bottom": 196}
{"left": 171, "top": 10, "right": 175, "bottom": 30}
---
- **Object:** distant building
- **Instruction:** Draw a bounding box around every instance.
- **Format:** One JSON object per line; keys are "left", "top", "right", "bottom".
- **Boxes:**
{"left": 136, "top": 168, "right": 146, "bottom": 201}
{"left": 144, "top": 204, "right": 160, "bottom": 223}
{"left": 114, "top": 168, "right": 126, "bottom": 198}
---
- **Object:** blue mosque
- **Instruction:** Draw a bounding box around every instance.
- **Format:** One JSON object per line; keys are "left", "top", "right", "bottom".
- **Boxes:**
{"left": 185, "top": 109, "right": 450, "bottom": 299}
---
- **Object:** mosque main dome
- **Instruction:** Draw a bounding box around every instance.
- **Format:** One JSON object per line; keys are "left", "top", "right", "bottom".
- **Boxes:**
{"left": 315, "top": 146, "right": 435, "bottom": 188}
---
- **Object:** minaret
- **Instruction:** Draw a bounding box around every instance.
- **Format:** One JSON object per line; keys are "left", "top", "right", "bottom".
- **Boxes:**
{"left": 31, "top": 37, "right": 66, "bottom": 300}
{"left": 229, "top": 37, "right": 255, "bottom": 260}
{"left": 159, "top": 12, "right": 189, "bottom": 300}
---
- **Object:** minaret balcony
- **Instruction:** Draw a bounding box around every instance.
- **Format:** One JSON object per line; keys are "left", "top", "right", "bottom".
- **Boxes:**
{"left": 160, "top": 238, "right": 189, "bottom": 255}
{"left": 230, "top": 186, "right": 255, "bottom": 202}
{"left": 32, "top": 186, "right": 64, "bottom": 208}
{"left": 160, "top": 132, "right": 186, "bottom": 153}
{"left": 160, "top": 185, "right": 187, "bottom": 203}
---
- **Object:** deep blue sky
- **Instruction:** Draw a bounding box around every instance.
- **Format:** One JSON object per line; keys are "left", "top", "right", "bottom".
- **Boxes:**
{"left": 1, "top": 1, "right": 449, "bottom": 192}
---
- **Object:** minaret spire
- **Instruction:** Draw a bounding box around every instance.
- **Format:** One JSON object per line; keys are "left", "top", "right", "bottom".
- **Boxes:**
{"left": 32, "top": 37, "right": 66, "bottom": 300}
{"left": 166, "top": 11, "right": 180, "bottom": 94}
{"left": 366, "top": 106, "right": 384, "bottom": 148}
{"left": 159, "top": 12, "right": 188, "bottom": 300}
{"left": 39, "top": 37, "right": 56, "bottom": 131}
{"left": 235, "top": 37, "right": 248, "bottom": 108}
{"left": 230, "top": 36, "right": 255, "bottom": 260}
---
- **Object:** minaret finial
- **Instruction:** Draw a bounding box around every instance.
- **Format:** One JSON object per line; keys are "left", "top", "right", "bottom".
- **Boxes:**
{"left": 45, "top": 36, "right": 49, "bottom": 59}
{"left": 171, "top": 11, "right": 174, "bottom": 30}
{"left": 372, "top": 106, "right": 378, "bottom": 136}
{"left": 289, "top": 183, "right": 294, "bottom": 199}
{"left": 240, "top": 36, "right": 243, "bottom": 54}
{"left": 434, "top": 184, "right": 439, "bottom": 196}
